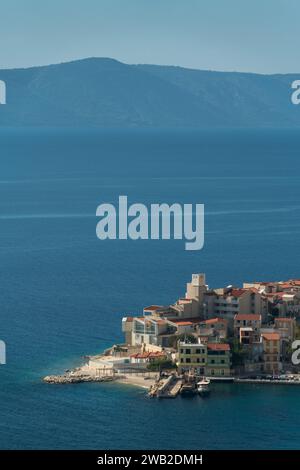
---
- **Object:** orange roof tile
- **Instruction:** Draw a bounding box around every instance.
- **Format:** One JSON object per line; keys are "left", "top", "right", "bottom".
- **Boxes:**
{"left": 131, "top": 351, "right": 166, "bottom": 359}
{"left": 234, "top": 314, "right": 261, "bottom": 321}
{"left": 144, "top": 305, "right": 162, "bottom": 311}
{"left": 155, "top": 319, "right": 167, "bottom": 325}
{"left": 262, "top": 333, "right": 280, "bottom": 341}
{"left": 230, "top": 289, "right": 247, "bottom": 298}
{"left": 202, "top": 318, "right": 228, "bottom": 325}
{"left": 207, "top": 343, "right": 230, "bottom": 351}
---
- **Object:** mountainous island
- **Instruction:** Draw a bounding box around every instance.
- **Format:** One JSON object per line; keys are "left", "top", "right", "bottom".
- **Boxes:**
{"left": 0, "top": 57, "right": 299, "bottom": 127}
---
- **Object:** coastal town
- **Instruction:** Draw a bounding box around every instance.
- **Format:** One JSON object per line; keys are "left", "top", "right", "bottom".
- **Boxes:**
{"left": 44, "top": 273, "right": 300, "bottom": 397}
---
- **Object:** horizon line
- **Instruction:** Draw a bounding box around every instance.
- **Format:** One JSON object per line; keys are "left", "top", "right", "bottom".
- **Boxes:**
{"left": 0, "top": 56, "right": 299, "bottom": 77}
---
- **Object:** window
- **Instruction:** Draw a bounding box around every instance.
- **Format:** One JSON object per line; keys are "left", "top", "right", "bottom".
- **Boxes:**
{"left": 186, "top": 358, "right": 191, "bottom": 363}
{"left": 185, "top": 349, "right": 191, "bottom": 355}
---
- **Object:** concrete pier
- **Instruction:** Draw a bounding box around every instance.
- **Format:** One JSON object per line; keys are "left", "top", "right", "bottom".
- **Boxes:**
{"left": 234, "top": 378, "right": 300, "bottom": 385}
{"left": 150, "top": 376, "right": 183, "bottom": 398}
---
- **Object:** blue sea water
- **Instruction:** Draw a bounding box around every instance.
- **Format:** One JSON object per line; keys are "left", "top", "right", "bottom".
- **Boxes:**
{"left": 1, "top": 127, "right": 300, "bottom": 449}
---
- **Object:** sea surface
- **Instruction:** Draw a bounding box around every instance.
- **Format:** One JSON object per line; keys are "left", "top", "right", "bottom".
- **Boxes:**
{"left": 0, "top": 127, "right": 300, "bottom": 449}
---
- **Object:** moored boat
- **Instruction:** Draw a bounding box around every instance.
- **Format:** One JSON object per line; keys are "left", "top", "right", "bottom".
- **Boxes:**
{"left": 180, "top": 383, "right": 197, "bottom": 397}
{"left": 197, "top": 378, "right": 211, "bottom": 396}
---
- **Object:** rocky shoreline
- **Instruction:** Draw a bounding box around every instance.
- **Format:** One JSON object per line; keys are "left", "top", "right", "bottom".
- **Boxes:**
{"left": 43, "top": 374, "right": 116, "bottom": 384}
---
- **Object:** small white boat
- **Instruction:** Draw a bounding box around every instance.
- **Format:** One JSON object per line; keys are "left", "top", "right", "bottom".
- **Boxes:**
{"left": 197, "top": 378, "right": 211, "bottom": 396}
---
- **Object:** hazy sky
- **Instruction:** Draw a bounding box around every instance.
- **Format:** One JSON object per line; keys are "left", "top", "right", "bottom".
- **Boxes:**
{"left": 0, "top": 0, "right": 298, "bottom": 73}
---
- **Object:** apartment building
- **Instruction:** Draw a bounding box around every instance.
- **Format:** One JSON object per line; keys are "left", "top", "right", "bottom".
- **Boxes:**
{"left": 128, "top": 317, "right": 177, "bottom": 348}
{"left": 234, "top": 313, "right": 261, "bottom": 341}
{"left": 239, "top": 328, "right": 258, "bottom": 346}
{"left": 198, "top": 318, "right": 228, "bottom": 339}
{"left": 206, "top": 343, "right": 231, "bottom": 377}
{"left": 208, "top": 287, "right": 267, "bottom": 321}
{"left": 272, "top": 293, "right": 300, "bottom": 317}
{"left": 167, "top": 318, "right": 198, "bottom": 335}
{"left": 261, "top": 332, "right": 281, "bottom": 374}
{"left": 178, "top": 340, "right": 232, "bottom": 377}
{"left": 274, "top": 317, "right": 296, "bottom": 341}
{"left": 244, "top": 279, "right": 300, "bottom": 318}
{"left": 178, "top": 340, "right": 206, "bottom": 375}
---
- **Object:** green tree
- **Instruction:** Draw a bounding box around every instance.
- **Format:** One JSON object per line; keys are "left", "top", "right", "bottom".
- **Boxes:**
{"left": 147, "top": 359, "right": 176, "bottom": 371}
{"left": 177, "top": 334, "right": 198, "bottom": 344}
{"left": 228, "top": 337, "right": 248, "bottom": 366}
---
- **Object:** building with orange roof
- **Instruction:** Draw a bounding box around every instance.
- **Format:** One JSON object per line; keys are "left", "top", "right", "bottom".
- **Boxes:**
{"left": 261, "top": 331, "right": 281, "bottom": 373}
{"left": 166, "top": 318, "right": 196, "bottom": 336}
{"left": 199, "top": 317, "right": 228, "bottom": 340}
{"left": 177, "top": 339, "right": 232, "bottom": 376}
{"left": 210, "top": 286, "right": 268, "bottom": 321}
{"left": 206, "top": 342, "right": 231, "bottom": 377}
{"left": 274, "top": 317, "right": 296, "bottom": 341}
{"left": 244, "top": 279, "right": 300, "bottom": 317}
{"left": 234, "top": 314, "right": 261, "bottom": 340}
{"left": 274, "top": 292, "right": 300, "bottom": 317}
{"left": 129, "top": 316, "right": 178, "bottom": 348}
{"left": 122, "top": 274, "right": 299, "bottom": 374}
{"left": 130, "top": 351, "right": 166, "bottom": 364}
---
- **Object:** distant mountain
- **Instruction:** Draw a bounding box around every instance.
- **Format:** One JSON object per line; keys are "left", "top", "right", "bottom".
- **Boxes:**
{"left": 0, "top": 57, "right": 299, "bottom": 127}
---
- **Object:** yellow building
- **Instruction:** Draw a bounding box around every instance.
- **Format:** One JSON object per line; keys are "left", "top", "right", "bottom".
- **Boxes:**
{"left": 206, "top": 343, "right": 231, "bottom": 377}
{"left": 261, "top": 332, "right": 281, "bottom": 374}
{"left": 178, "top": 341, "right": 206, "bottom": 375}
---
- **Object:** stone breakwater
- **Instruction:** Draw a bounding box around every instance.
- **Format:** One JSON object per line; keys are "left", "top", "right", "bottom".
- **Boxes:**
{"left": 43, "top": 374, "right": 116, "bottom": 384}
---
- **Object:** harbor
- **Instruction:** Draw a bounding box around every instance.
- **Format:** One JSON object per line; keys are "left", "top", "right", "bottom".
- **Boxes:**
{"left": 43, "top": 273, "right": 300, "bottom": 397}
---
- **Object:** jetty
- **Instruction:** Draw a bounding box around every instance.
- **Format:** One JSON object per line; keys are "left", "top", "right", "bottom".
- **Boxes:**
{"left": 43, "top": 373, "right": 116, "bottom": 385}
{"left": 149, "top": 375, "right": 183, "bottom": 398}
